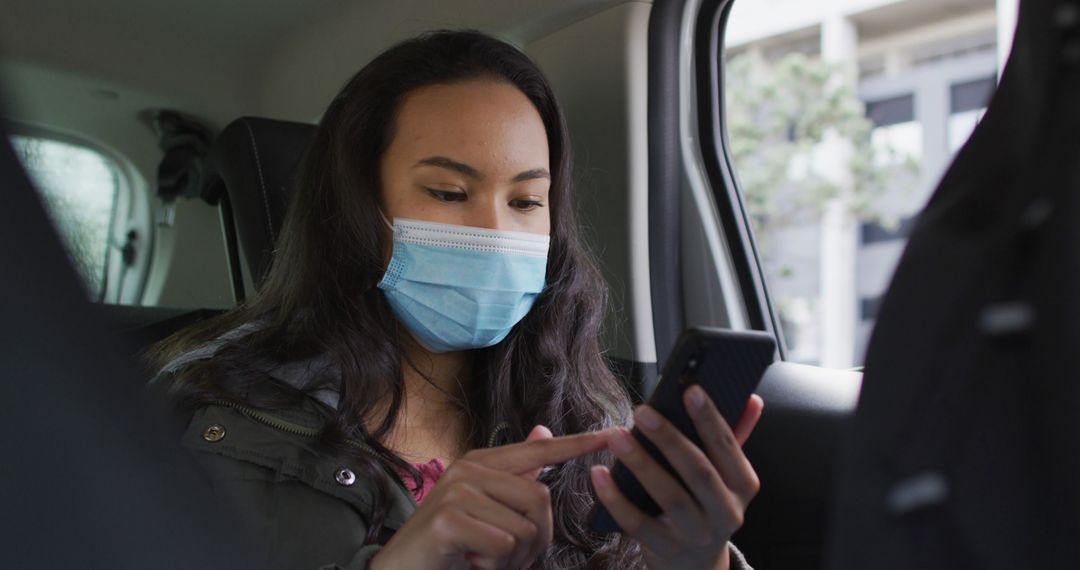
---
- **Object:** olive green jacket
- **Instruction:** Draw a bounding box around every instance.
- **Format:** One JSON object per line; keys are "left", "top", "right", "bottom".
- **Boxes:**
{"left": 182, "top": 398, "right": 410, "bottom": 569}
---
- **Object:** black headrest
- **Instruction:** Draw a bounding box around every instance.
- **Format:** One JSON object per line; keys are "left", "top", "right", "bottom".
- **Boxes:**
{"left": 201, "top": 117, "right": 315, "bottom": 293}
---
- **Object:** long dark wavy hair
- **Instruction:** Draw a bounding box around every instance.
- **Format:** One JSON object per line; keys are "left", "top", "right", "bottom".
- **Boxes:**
{"left": 151, "top": 30, "right": 639, "bottom": 567}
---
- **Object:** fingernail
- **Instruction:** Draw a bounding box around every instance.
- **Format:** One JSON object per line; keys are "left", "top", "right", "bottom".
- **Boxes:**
{"left": 610, "top": 429, "right": 634, "bottom": 454}
{"left": 687, "top": 385, "right": 706, "bottom": 410}
{"left": 636, "top": 406, "right": 662, "bottom": 431}
{"left": 591, "top": 465, "right": 610, "bottom": 490}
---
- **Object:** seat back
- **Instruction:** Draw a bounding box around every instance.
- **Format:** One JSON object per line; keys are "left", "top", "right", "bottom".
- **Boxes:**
{"left": 201, "top": 117, "right": 316, "bottom": 300}
{"left": 827, "top": 0, "right": 1080, "bottom": 567}
{"left": 0, "top": 108, "right": 250, "bottom": 569}
{"left": 101, "top": 117, "right": 314, "bottom": 362}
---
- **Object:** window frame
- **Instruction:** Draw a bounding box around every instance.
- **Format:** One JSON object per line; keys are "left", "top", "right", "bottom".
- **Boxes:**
{"left": 690, "top": 0, "right": 786, "bottom": 346}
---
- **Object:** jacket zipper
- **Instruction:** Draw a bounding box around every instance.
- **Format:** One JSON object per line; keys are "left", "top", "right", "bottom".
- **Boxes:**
{"left": 486, "top": 421, "right": 510, "bottom": 448}
{"left": 213, "top": 400, "right": 508, "bottom": 465}
{"left": 210, "top": 399, "right": 378, "bottom": 456}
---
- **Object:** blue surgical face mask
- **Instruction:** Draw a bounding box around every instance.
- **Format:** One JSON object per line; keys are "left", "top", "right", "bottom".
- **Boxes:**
{"left": 377, "top": 217, "right": 550, "bottom": 353}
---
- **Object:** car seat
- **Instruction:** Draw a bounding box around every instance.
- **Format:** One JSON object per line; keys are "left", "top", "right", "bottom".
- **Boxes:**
{"left": 102, "top": 117, "right": 315, "bottom": 361}
{"left": 200, "top": 117, "right": 316, "bottom": 301}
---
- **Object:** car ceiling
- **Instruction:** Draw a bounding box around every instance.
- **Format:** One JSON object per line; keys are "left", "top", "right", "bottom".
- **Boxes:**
{"left": 0, "top": 0, "right": 627, "bottom": 177}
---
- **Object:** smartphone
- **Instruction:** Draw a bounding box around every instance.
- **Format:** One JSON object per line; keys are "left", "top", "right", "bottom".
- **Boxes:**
{"left": 589, "top": 327, "right": 777, "bottom": 534}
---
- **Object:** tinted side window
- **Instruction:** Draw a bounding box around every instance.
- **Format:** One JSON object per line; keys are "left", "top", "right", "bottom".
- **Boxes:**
{"left": 11, "top": 134, "right": 122, "bottom": 300}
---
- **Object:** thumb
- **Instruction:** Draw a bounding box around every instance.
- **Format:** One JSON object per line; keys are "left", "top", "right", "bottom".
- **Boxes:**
{"left": 522, "top": 425, "right": 553, "bottom": 480}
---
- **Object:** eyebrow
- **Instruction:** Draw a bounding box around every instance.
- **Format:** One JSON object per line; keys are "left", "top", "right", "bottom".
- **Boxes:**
{"left": 511, "top": 168, "right": 551, "bottom": 183}
{"left": 415, "top": 156, "right": 550, "bottom": 184}
{"left": 416, "top": 156, "right": 482, "bottom": 179}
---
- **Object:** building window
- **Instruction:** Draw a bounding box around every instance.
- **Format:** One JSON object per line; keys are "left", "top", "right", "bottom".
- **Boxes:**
{"left": 948, "top": 77, "right": 996, "bottom": 152}
{"left": 861, "top": 215, "right": 917, "bottom": 245}
{"left": 866, "top": 94, "right": 923, "bottom": 168}
{"left": 860, "top": 295, "right": 883, "bottom": 322}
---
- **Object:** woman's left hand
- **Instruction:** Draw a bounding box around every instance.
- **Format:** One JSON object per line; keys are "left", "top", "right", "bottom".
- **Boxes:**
{"left": 590, "top": 386, "right": 764, "bottom": 570}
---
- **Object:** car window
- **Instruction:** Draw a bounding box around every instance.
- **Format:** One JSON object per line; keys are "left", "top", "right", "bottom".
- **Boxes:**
{"left": 11, "top": 134, "right": 122, "bottom": 300}
{"left": 723, "top": 0, "right": 1002, "bottom": 368}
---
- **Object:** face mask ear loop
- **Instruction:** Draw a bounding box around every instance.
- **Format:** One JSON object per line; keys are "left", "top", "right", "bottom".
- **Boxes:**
{"left": 378, "top": 210, "right": 395, "bottom": 232}
{"left": 374, "top": 210, "right": 397, "bottom": 293}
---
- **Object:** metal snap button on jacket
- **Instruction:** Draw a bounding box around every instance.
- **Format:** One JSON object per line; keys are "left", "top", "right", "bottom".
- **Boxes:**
{"left": 335, "top": 468, "right": 356, "bottom": 487}
{"left": 202, "top": 424, "right": 226, "bottom": 443}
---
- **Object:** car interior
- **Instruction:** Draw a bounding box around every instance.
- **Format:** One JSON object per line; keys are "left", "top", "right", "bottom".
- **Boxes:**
{"left": 5, "top": 0, "right": 1076, "bottom": 567}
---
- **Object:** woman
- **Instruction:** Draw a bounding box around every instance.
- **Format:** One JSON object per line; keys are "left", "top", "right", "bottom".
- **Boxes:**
{"left": 152, "top": 30, "right": 762, "bottom": 570}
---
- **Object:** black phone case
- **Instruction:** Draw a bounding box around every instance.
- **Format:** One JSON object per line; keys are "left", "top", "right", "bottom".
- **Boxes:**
{"left": 589, "top": 327, "right": 776, "bottom": 534}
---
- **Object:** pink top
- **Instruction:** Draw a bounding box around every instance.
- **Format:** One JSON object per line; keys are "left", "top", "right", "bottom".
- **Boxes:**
{"left": 399, "top": 458, "right": 447, "bottom": 506}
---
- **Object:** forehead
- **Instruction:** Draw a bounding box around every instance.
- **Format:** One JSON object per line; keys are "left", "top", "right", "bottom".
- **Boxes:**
{"left": 388, "top": 79, "right": 550, "bottom": 169}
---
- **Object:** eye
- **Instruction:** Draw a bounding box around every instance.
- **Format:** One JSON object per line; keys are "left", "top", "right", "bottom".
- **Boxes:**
{"left": 510, "top": 198, "right": 545, "bottom": 212}
{"left": 426, "top": 188, "right": 467, "bottom": 202}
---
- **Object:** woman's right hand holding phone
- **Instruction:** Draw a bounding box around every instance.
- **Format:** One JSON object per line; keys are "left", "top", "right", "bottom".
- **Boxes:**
{"left": 369, "top": 427, "right": 610, "bottom": 570}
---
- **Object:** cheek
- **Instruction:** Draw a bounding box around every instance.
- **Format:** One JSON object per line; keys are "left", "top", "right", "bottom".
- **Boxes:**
{"left": 531, "top": 214, "right": 551, "bottom": 237}
{"left": 380, "top": 180, "right": 443, "bottom": 223}
{"left": 377, "top": 151, "right": 418, "bottom": 220}
{"left": 378, "top": 179, "right": 408, "bottom": 220}
{"left": 536, "top": 198, "right": 553, "bottom": 235}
